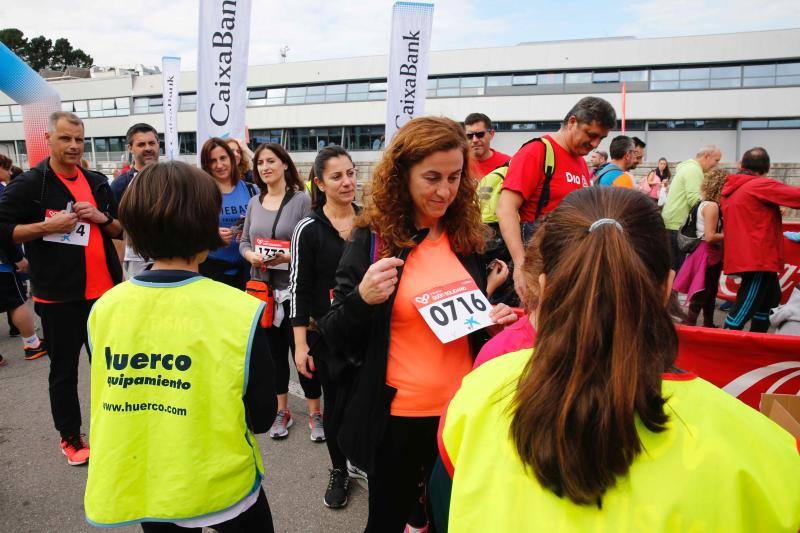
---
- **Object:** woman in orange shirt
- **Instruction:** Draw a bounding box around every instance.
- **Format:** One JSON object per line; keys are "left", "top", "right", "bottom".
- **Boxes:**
{"left": 316, "top": 116, "right": 515, "bottom": 532}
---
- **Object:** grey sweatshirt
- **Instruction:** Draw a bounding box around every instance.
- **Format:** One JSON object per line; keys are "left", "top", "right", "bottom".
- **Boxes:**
{"left": 770, "top": 287, "right": 800, "bottom": 336}
{"left": 239, "top": 191, "right": 311, "bottom": 289}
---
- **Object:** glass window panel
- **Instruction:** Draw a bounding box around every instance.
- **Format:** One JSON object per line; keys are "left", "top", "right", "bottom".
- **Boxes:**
{"left": 565, "top": 72, "right": 592, "bottom": 84}
{"left": 651, "top": 69, "right": 679, "bottom": 81}
{"left": 437, "top": 77, "right": 460, "bottom": 88}
{"left": 149, "top": 97, "right": 163, "bottom": 107}
{"left": 94, "top": 138, "right": 108, "bottom": 152}
{"left": 512, "top": 74, "right": 536, "bottom": 85}
{"left": 10, "top": 105, "right": 21, "bottom": 121}
{"left": 593, "top": 71, "right": 620, "bottom": 83}
{"left": 89, "top": 107, "right": 104, "bottom": 118}
{"left": 61, "top": 102, "right": 73, "bottom": 111}
{"left": 74, "top": 100, "right": 88, "bottom": 112}
{"left": 249, "top": 88, "right": 266, "bottom": 99}
{"left": 248, "top": 98, "right": 266, "bottom": 106}
{"left": 103, "top": 109, "right": 117, "bottom": 117}
{"left": 307, "top": 85, "right": 325, "bottom": 95}
{"left": 741, "top": 120, "right": 768, "bottom": 129}
{"left": 370, "top": 82, "right": 387, "bottom": 92}
{"left": 368, "top": 91, "right": 386, "bottom": 101}
{"left": 325, "top": 93, "right": 346, "bottom": 103}
{"left": 108, "top": 138, "right": 124, "bottom": 152}
{"left": 679, "top": 79, "right": 710, "bottom": 89}
{"left": 777, "top": 75, "right": 800, "bottom": 86}
{"left": 102, "top": 99, "right": 116, "bottom": 110}
{"left": 744, "top": 64, "right": 776, "bottom": 77}
{"left": 267, "top": 88, "right": 286, "bottom": 99}
{"left": 436, "top": 88, "right": 459, "bottom": 97}
{"left": 709, "top": 78, "right": 741, "bottom": 88}
{"left": 743, "top": 77, "right": 775, "bottom": 87}
{"left": 710, "top": 66, "right": 741, "bottom": 79}
{"left": 286, "top": 95, "right": 305, "bottom": 105}
{"left": 620, "top": 70, "right": 648, "bottom": 82}
{"left": 306, "top": 87, "right": 325, "bottom": 103}
{"left": 326, "top": 84, "right": 347, "bottom": 95}
{"left": 117, "top": 108, "right": 128, "bottom": 116}
{"left": 427, "top": 78, "right": 437, "bottom": 89}
{"left": 650, "top": 80, "right": 680, "bottom": 90}
{"left": 769, "top": 118, "right": 800, "bottom": 128}
{"left": 538, "top": 73, "right": 563, "bottom": 85}
{"left": 348, "top": 82, "right": 369, "bottom": 94}
{"left": 460, "top": 76, "right": 484, "bottom": 88}
{"left": 777, "top": 63, "right": 800, "bottom": 76}
{"left": 680, "top": 67, "right": 710, "bottom": 80}
{"left": 487, "top": 75, "right": 512, "bottom": 87}
{"left": 287, "top": 86, "right": 306, "bottom": 97}
{"left": 115, "top": 97, "right": 129, "bottom": 110}
{"left": 0, "top": 107, "right": 10, "bottom": 123}
{"left": 459, "top": 87, "right": 484, "bottom": 96}
{"left": 427, "top": 89, "right": 436, "bottom": 97}
{"left": 347, "top": 91, "right": 368, "bottom": 101}
{"left": 89, "top": 99, "right": 102, "bottom": 111}
{"left": 179, "top": 94, "right": 197, "bottom": 111}
{"left": 179, "top": 132, "right": 197, "bottom": 155}
{"left": 75, "top": 110, "right": 89, "bottom": 118}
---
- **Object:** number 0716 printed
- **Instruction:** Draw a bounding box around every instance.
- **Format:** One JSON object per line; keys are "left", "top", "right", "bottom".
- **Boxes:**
{"left": 413, "top": 278, "right": 494, "bottom": 344}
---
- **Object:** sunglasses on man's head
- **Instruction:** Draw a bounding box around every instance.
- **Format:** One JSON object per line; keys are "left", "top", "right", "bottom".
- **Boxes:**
{"left": 466, "top": 130, "right": 487, "bottom": 140}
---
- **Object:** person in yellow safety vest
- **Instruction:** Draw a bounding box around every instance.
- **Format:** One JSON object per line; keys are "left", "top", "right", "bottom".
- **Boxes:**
{"left": 85, "top": 161, "right": 278, "bottom": 532}
{"left": 431, "top": 187, "right": 800, "bottom": 533}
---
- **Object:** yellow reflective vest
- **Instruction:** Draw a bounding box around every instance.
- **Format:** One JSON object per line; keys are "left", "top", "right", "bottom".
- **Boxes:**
{"left": 85, "top": 276, "right": 266, "bottom": 526}
{"left": 439, "top": 349, "right": 800, "bottom": 532}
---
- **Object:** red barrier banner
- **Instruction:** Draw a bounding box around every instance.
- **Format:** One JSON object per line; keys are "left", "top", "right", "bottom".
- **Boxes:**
{"left": 718, "top": 222, "right": 800, "bottom": 304}
{"left": 675, "top": 324, "right": 800, "bottom": 410}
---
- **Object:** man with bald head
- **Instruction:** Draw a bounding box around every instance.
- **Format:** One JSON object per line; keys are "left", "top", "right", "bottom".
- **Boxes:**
{"left": 662, "top": 145, "right": 722, "bottom": 271}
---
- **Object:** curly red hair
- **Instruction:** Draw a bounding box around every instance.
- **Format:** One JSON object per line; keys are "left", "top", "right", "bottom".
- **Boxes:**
{"left": 359, "top": 116, "right": 485, "bottom": 257}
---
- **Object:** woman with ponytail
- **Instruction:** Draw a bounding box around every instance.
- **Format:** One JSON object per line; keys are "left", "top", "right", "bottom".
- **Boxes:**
{"left": 432, "top": 187, "right": 800, "bottom": 532}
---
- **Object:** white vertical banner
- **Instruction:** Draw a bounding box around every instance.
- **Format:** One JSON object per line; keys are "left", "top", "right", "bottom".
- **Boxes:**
{"left": 161, "top": 56, "right": 180, "bottom": 161}
{"left": 384, "top": 2, "right": 434, "bottom": 144}
{"left": 196, "top": 0, "right": 252, "bottom": 158}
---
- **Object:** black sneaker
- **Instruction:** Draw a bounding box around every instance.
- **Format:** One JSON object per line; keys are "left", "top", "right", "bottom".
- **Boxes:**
{"left": 323, "top": 468, "right": 349, "bottom": 509}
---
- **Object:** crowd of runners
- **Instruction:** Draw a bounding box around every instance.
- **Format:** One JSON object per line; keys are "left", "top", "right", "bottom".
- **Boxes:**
{"left": 0, "top": 94, "right": 798, "bottom": 532}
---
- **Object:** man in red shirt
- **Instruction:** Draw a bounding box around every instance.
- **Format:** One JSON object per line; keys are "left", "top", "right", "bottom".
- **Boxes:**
{"left": 0, "top": 112, "right": 123, "bottom": 465}
{"left": 465, "top": 113, "right": 510, "bottom": 179}
{"left": 722, "top": 147, "right": 800, "bottom": 332}
{"left": 496, "top": 97, "right": 616, "bottom": 298}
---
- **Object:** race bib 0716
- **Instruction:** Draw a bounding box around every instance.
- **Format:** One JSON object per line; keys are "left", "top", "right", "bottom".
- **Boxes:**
{"left": 254, "top": 238, "right": 290, "bottom": 271}
{"left": 42, "top": 209, "right": 90, "bottom": 247}
{"left": 413, "top": 278, "right": 494, "bottom": 344}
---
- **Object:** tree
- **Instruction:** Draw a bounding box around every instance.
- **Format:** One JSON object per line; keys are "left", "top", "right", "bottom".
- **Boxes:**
{"left": 0, "top": 28, "right": 27, "bottom": 56}
{"left": 0, "top": 28, "right": 93, "bottom": 71}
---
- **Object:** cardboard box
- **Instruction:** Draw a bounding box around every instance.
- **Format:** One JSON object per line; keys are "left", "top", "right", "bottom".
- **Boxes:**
{"left": 760, "top": 394, "right": 800, "bottom": 438}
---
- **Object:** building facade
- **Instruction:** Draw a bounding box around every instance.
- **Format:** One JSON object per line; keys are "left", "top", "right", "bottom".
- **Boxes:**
{"left": 0, "top": 28, "right": 798, "bottom": 172}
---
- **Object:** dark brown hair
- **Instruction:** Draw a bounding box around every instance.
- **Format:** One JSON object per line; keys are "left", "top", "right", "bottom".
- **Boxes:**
{"left": 358, "top": 116, "right": 485, "bottom": 257}
{"left": 510, "top": 187, "right": 677, "bottom": 505}
{"left": 119, "top": 161, "right": 224, "bottom": 261}
{"left": 200, "top": 138, "right": 238, "bottom": 185}
{"left": 251, "top": 142, "right": 303, "bottom": 200}
{"left": 0, "top": 154, "right": 11, "bottom": 170}
{"left": 312, "top": 145, "right": 354, "bottom": 209}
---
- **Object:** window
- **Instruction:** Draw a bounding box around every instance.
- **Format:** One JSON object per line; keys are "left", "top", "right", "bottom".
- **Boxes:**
{"left": 132, "top": 96, "right": 162, "bottom": 114}
{"left": 286, "top": 86, "right": 306, "bottom": 105}
{"left": 115, "top": 97, "right": 130, "bottom": 115}
{"left": 346, "top": 125, "right": 385, "bottom": 150}
{"left": 179, "top": 93, "right": 197, "bottom": 111}
{"left": 436, "top": 77, "right": 460, "bottom": 97}
{"left": 679, "top": 68, "right": 710, "bottom": 89}
{"left": 73, "top": 100, "right": 88, "bottom": 118}
{"left": 647, "top": 119, "right": 736, "bottom": 130}
{"left": 487, "top": 75, "right": 512, "bottom": 87}
{"left": 459, "top": 76, "right": 485, "bottom": 96}
{"left": 709, "top": 67, "right": 741, "bottom": 88}
{"left": 286, "top": 127, "right": 342, "bottom": 151}
{"left": 94, "top": 138, "right": 108, "bottom": 152}
{"left": 620, "top": 70, "right": 648, "bottom": 82}
{"left": 777, "top": 62, "right": 800, "bottom": 86}
{"left": 593, "top": 71, "right": 620, "bottom": 83}
{"left": 565, "top": 72, "right": 592, "bottom": 84}
{"left": 537, "top": 73, "right": 563, "bottom": 85}
{"left": 743, "top": 63, "right": 776, "bottom": 87}
{"left": 511, "top": 74, "right": 536, "bottom": 86}
{"left": 742, "top": 118, "right": 800, "bottom": 129}
{"left": 267, "top": 88, "right": 286, "bottom": 106}
{"left": 179, "top": 132, "right": 197, "bottom": 155}
{"left": 369, "top": 82, "right": 387, "bottom": 101}
{"left": 108, "top": 137, "right": 125, "bottom": 153}
{"left": 248, "top": 88, "right": 267, "bottom": 106}
{"left": 325, "top": 84, "right": 347, "bottom": 103}
{"left": 248, "top": 129, "right": 282, "bottom": 150}
{"left": 0, "top": 106, "right": 10, "bottom": 123}
{"left": 306, "top": 85, "right": 325, "bottom": 104}
{"left": 8, "top": 105, "right": 21, "bottom": 122}
{"left": 494, "top": 121, "right": 560, "bottom": 132}
{"left": 347, "top": 83, "right": 369, "bottom": 102}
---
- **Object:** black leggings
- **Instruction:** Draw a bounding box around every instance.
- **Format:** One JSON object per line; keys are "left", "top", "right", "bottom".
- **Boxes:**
{"left": 315, "top": 357, "right": 346, "bottom": 470}
{"left": 688, "top": 262, "right": 723, "bottom": 326}
{"left": 268, "top": 300, "right": 320, "bottom": 399}
{"left": 366, "top": 416, "right": 439, "bottom": 533}
{"left": 140, "top": 487, "right": 274, "bottom": 532}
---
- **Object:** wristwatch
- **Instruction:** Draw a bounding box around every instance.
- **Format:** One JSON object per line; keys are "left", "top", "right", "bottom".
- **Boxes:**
{"left": 99, "top": 212, "right": 114, "bottom": 227}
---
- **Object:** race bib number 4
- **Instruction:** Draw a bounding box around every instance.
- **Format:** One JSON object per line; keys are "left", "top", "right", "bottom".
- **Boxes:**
{"left": 254, "top": 238, "right": 290, "bottom": 270}
{"left": 414, "top": 279, "right": 494, "bottom": 344}
{"left": 42, "top": 209, "right": 89, "bottom": 247}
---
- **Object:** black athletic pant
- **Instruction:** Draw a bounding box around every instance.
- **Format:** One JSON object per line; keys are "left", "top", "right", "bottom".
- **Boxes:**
{"left": 366, "top": 416, "right": 439, "bottom": 533}
{"left": 315, "top": 357, "right": 346, "bottom": 470}
{"left": 140, "top": 487, "right": 274, "bottom": 532}
{"left": 688, "top": 262, "right": 723, "bottom": 326}
{"left": 268, "top": 300, "right": 320, "bottom": 399}
{"left": 35, "top": 300, "right": 96, "bottom": 439}
{"left": 724, "top": 271, "right": 782, "bottom": 332}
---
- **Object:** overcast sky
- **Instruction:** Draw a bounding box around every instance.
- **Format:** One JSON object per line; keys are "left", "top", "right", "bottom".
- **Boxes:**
{"left": 1, "top": 0, "right": 798, "bottom": 70}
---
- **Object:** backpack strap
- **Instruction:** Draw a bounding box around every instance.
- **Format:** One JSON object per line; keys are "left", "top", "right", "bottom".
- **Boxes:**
{"left": 532, "top": 137, "right": 556, "bottom": 220}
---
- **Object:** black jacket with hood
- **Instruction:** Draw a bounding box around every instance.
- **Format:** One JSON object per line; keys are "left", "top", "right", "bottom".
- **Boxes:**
{"left": 0, "top": 158, "right": 123, "bottom": 301}
{"left": 314, "top": 225, "right": 491, "bottom": 474}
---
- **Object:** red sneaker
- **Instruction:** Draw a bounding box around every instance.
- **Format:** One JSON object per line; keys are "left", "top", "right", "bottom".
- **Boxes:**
{"left": 60, "top": 434, "right": 90, "bottom": 466}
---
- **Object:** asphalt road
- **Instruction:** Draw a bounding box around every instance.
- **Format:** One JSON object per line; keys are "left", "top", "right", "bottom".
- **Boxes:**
{"left": 0, "top": 303, "right": 368, "bottom": 533}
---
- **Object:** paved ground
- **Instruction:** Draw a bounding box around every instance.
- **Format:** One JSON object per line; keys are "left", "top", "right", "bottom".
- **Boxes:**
{"left": 0, "top": 303, "right": 368, "bottom": 533}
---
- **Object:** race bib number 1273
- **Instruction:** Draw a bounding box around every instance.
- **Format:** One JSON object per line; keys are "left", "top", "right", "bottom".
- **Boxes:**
{"left": 413, "top": 279, "right": 494, "bottom": 344}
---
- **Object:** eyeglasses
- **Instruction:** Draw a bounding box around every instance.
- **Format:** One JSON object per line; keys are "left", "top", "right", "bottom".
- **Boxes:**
{"left": 466, "top": 130, "right": 488, "bottom": 140}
